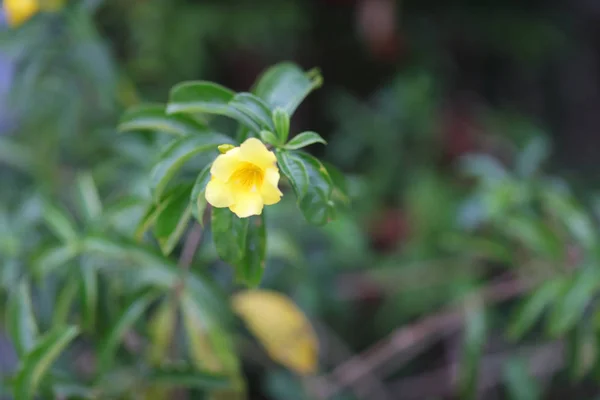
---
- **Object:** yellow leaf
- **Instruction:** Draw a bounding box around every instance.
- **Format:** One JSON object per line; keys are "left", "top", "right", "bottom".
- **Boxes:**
{"left": 232, "top": 290, "right": 318, "bottom": 375}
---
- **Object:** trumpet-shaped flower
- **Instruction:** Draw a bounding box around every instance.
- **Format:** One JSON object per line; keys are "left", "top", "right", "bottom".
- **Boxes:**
{"left": 206, "top": 138, "right": 282, "bottom": 218}
{"left": 4, "top": 0, "right": 39, "bottom": 27}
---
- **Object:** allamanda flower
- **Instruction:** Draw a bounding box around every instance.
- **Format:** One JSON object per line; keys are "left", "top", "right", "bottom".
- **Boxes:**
{"left": 4, "top": 0, "right": 39, "bottom": 27}
{"left": 206, "top": 138, "right": 283, "bottom": 218}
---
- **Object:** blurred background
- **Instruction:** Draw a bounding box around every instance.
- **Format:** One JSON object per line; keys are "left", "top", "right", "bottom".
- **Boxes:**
{"left": 3, "top": 0, "right": 600, "bottom": 399}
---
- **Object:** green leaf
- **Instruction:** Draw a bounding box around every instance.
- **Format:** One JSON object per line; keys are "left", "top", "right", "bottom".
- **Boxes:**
{"left": 167, "top": 82, "right": 262, "bottom": 133}
{"left": 32, "top": 244, "right": 79, "bottom": 278}
{"left": 272, "top": 107, "right": 290, "bottom": 143}
{"left": 13, "top": 326, "right": 79, "bottom": 400}
{"left": 99, "top": 291, "right": 159, "bottom": 373}
{"left": 119, "top": 103, "right": 208, "bottom": 136}
{"left": 460, "top": 154, "right": 509, "bottom": 184}
{"left": 458, "top": 305, "right": 486, "bottom": 400}
{"left": 284, "top": 131, "right": 327, "bottom": 150}
{"left": 134, "top": 186, "right": 191, "bottom": 242}
{"left": 508, "top": 279, "right": 564, "bottom": 340}
{"left": 229, "top": 92, "right": 276, "bottom": 132}
{"left": 75, "top": 172, "right": 102, "bottom": 222}
{"left": 42, "top": 203, "right": 79, "bottom": 244}
{"left": 503, "top": 357, "right": 541, "bottom": 400}
{"left": 567, "top": 322, "right": 596, "bottom": 381}
{"left": 53, "top": 277, "right": 79, "bottom": 326}
{"left": 236, "top": 215, "right": 266, "bottom": 287}
{"left": 7, "top": 280, "right": 39, "bottom": 356}
{"left": 276, "top": 150, "right": 335, "bottom": 225}
{"left": 253, "top": 62, "right": 323, "bottom": 115}
{"left": 150, "top": 133, "right": 233, "bottom": 201}
{"left": 0, "top": 137, "right": 35, "bottom": 174}
{"left": 211, "top": 207, "right": 248, "bottom": 266}
{"left": 547, "top": 268, "right": 600, "bottom": 337}
{"left": 259, "top": 130, "right": 280, "bottom": 146}
{"left": 147, "top": 297, "right": 176, "bottom": 365}
{"left": 154, "top": 184, "right": 194, "bottom": 256}
{"left": 79, "top": 261, "right": 98, "bottom": 331}
{"left": 190, "top": 164, "right": 211, "bottom": 225}
{"left": 323, "top": 161, "right": 351, "bottom": 206}
{"left": 516, "top": 136, "right": 550, "bottom": 178}
{"left": 146, "top": 364, "right": 230, "bottom": 390}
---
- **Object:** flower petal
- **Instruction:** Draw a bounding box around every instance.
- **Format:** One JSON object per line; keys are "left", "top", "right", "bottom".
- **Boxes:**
{"left": 261, "top": 168, "right": 282, "bottom": 205}
{"left": 205, "top": 178, "right": 234, "bottom": 208}
{"left": 210, "top": 148, "right": 241, "bottom": 181}
{"left": 230, "top": 192, "right": 264, "bottom": 218}
{"left": 239, "top": 138, "right": 276, "bottom": 169}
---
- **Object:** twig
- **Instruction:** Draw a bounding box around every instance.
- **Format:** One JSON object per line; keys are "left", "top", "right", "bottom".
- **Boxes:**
{"left": 178, "top": 223, "right": 203, "bottom": 270}
{"left": 314, "top": 275, "right": 533, "bottom": 399}
{"left": 388, "top": 341, "right": 564, "bottom": 399}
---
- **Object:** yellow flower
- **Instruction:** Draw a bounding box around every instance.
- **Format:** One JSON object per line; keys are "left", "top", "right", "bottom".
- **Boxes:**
{"left": 4, "top": 0, "right": 40, "bottom": 27}
{"left": 206, "top": 138, "right": 282, "bottom": 218}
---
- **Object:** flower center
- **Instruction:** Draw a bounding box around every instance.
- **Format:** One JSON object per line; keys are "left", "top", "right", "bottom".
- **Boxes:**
{"left": 229, "top": 162, "right": 264, "bottom": 191}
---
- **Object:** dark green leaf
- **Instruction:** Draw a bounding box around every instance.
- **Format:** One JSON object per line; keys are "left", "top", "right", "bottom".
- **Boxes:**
{"left": 53, "top": 277, "right": 79, "bottom": 326}
{"left": 79, "top": 261, "right": 98, "bottom": 331}
{"left": 211, "top": 207, "right": 248, "bottom": 266}
{"left": 167, "top": 82, "right": 262, "bottom": 132}
{"left": 272, "top": 107, "right": 290, "bottom": 143}
{"left": 458, "top": 305, "right": 486, "bottom": 400}
{"left": 146, "top": 364, "right": 230, "bottom": 390}
{"left": 508, "top": 279, "right": 564, "bottom": 340}
{"left": 284, "top": 131, "right": 327, "bottom": 150}
{"left": 99, "top": 291, "right": 159, "bottom": 373}
{"left": 7, "top": 280, "right": 39, "bottom": 356}
{"left": 547, "top": 268, "right": 600, "bottom": 336}
{"left": 190, "top": 164, "right": 212, "bottom": 225}
{"left": 154, "top": 184, "right": 194, "bottom": 255}
{"left": 118, "top": 103, "right": 208, "bottom": 136}
{"left": 150, "top": 133, "right": 233, "bottom": 201}
{"left": 567, "top": 322, "right": 596, "bottom": 381}
{"left": 236, "top": 215, "right": 266, "bottom": 287}
{"left": 253, "top": 62, "right": 323, "bottom": 115}
{"left": 277, "top": 150, "right": 335, "bottom": 225}
{"left": 13, "top": 325, "right": 79, "bottom": 400}
{"left": 229, "top": 93, "right": 275, "bottom": 132}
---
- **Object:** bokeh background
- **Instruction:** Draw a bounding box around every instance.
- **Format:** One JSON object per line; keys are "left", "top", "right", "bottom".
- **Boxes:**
{"left": 3, "top": 0, "right": 600, "bottom": 399}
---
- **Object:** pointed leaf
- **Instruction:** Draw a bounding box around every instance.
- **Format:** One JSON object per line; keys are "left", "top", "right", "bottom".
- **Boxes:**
{"left": 79, "top": 261, "right": 98, "bottom": 331}
{"left": 232, "top": 290, "right": 318, "bottom": 375}
{"left": 503, "top": 357, "right": 541, "bottom": 400}
{"left": 119, "top": 103, "right": 208, "bottom": 136}
{"left": 13, "top": 326, "right": 79, "bottom": 400}
{"left": 7, "top": 280, "right": 39, "bottom": 356}
{"left": 42, "top": 203, "right": 79, "bottom": 244}
{"left": 211, "top": 208, "right": 248, "bottom": 266}
{"left": 190, "top": 164, "right": 211, "bottom": 225}
{"left": 75, "top": 172, "right": 102, "bottom": 222}
{"left": 259, "top": 130, "right": 280, "bottom": 146}
{"left": 237, "top": 215, "right": 266, "bottom": 287}
{"left": 272, "top": 107, "right": 290, "bottom": 143}
{"left": 229, "top": 92, "right": 275, "bottom": 131}
{"left": 154, "top": 184, "right": 194, "bottom": 256}
{"left": 53, "top": 277, "right": 79, "bottom": 326}
{"left": 99, "top": 291, "right": 159, "bottom": 373}
{"left": 284, "top": 131, "right": 327, "bottom": 150}
{"left": 253, "top": 62, "right": 323, "bottom": 115}
{"left": 150, "top": 133, "right": 234, "bottom": 201}
{"left": 32, "top": 244, "right": 79, "bottom": 278}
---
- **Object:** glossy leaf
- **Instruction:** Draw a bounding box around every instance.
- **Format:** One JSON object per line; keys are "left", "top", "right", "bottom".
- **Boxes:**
{"left": 229, "top": 92, "right": 275, "bottom": 131}
{"left": 99, "top": 291, "right": 159, "bottom": 373}
{"left": 278, "top": 151, "right": 335, "bottom": 225}
{"left": 211, "top": 207, "right": 248, "bottom": 266}
{"left": 508, "top": 279, "right": 564, "bottom": 340}
{"left": 232, "top": 290, "right": 318, "bottom": 375}
{"left": 7, "top": 280, "right": 39, "bottom": 356}
{"left": 150, "top": 133, "right": 233, "bottom": 201}
{"left": 118, "top": 103, "right": 208, "bottom": 136}
{"left": 253, "top": 62, "right": 323, "bottom": 115}
{"left": 190, "top": 164, "right": 211, "bottom": 225}
{"left": 167, "top": 82, "right": 262, "bottom": 133}
{"left": 284, "top": 131, "right": 327, "bottom": 150}
{"left": 13, "top": 326, "right": 79, "bottom": 400}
